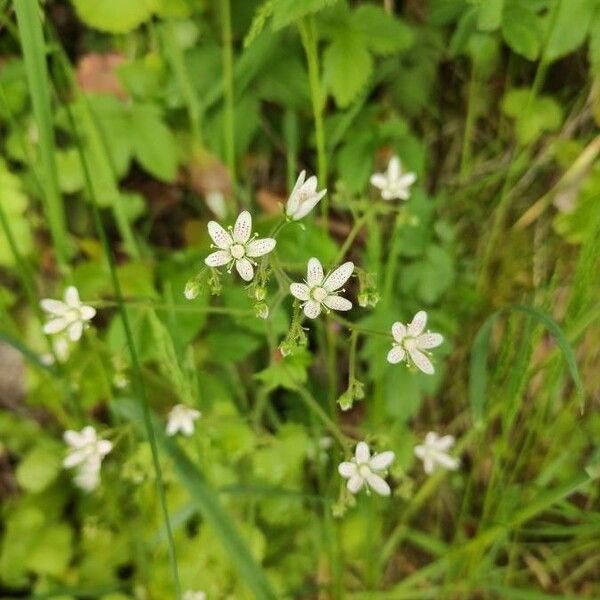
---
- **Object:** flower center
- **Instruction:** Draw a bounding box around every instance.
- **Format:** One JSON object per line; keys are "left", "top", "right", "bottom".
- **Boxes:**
{"left": 358, "top": 464, "right": 372, "bottom": 478}
{"left": 311, "top": 286, "right": 327, "bottom": 302}
{"left": 66, "top": 308, "right": 81, "bottom": 323}
{"left": 230, "top": 243, "right": 245, "bottom": 260}
{"left": 402, "top": 336, "right": 417, "bottom": 351}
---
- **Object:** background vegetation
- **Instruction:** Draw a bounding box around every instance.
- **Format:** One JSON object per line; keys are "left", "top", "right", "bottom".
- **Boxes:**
{"left": 0, "top": 0, "right": 599, "bottom": 598}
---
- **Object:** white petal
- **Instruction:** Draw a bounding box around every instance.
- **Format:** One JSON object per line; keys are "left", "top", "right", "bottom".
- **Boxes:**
{"left": 391, "top": 322, "right": 407, "bottom": 343}
{"left": 290, "top": 170, "right": 306, "bottom": 198}
{"left": 338, "top": 461, "right": 357, "bottom": 478}
{"left": 366, "top": 472, "right": 391, "bottom": 496}
{"left": 388, "top": 156, "right": 400, "bottom": 180}
{"left": 414, "top": 445, "right": 426, "bottom": 460}
{"left": 323, "top": 262, "right": 354, "bottom": 292}
{"left": 65, "top": 286, "right": 80, "bottom": 308}
{"left": 292, "top": 189, "right": 325, "bottom": 220}
{"left": 63, "top": 448, "right": 88, "bottom": 469}
{"left": 306, "top": 258, "right": 324, "bottom": 286}
{"left": 97, "top": 440, "right": 113, "bottom": 456}
{"left": 80, "top": 305, "right": 96, "bottom": 321}
{"left": 290, "top": 283, "right": 310, "bottom": 301}
{"left": 425, "top": 432, "right": 439, "bottom": 445}
{"left": 303, "top": 300, "right": 321, "bottom": 319}
{"left": 246, "top": 238, "right": 276, "bottom": 257}
{"left": 166, "top": 420, "right": 179, "bottom": 436}
{"left": 323, "top": 295, "right": 352, "bottom": 312}
{"left": 369, "top": 173, "right": 387, "bottom": 189}
{"left": 235, "top": 258, "right": 254, "bottom": 281}
{"left": 68, "top": 320, "right": 83, "bottom": 342}
{"left": 43, "top": 317, "right": 69, "bottom": 335}
{"left": 205, "top": 250, "right": 231, "bottom": 267}
{"left": 208, "top": 221, "right": 233, "bottom": 249}
{"left": 423, "top": 456, "right": 435, "bottom": 474}
{"left": 40, "top": 299, "right": 68, "bottom": 315}
{"left": 303, "top": 175, "right": 318, "bottom": 194}
{"left": 355, "top": 441, "right": 370, "bottom": 464}
{"left": 408, "top": 347, "right": 434, "bottom": 375}
{"left": 398, "top": 172, "right": 417, "bottom": 188}
{"left": 233, "top": 211, "right": 252, "bottom": 243}
{"left": 417, "top": 332, "right": 443, "bottom": 349}
{"left": 347, "top": 474, "right": 364, "bottom": 494}
{"left": 386, "top": 345, "right": 406, "bottom": 364}
{"left": 435, "top": 435, "right": 455, "bottom": 451}
{"left": 369, "top": 451, "right": 395, "bottom": 471}
{"left": 64, "top": 430, "right": 83, "bottom": 447}
{"left": 408, "top": 311, "right": 427, "bottom": 337}
{"left": 433, "top": 450, "right": 459, "bottom": 471}
{"left": 181, "top": 419, "right": 195, "bottom": 436}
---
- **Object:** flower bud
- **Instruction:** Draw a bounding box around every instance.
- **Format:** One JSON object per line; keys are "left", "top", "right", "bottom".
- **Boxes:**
{"left": 254, "top": 302, "right": 269, "bottom": 320}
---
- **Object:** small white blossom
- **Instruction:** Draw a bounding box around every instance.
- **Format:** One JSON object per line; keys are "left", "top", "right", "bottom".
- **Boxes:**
{"left": 414, "top": 432, "right": 459, "bottom": 474}
{"left": 290, "top": 258, "right": 354, "bottom": 319}
{"left": 370, "top": 155, "right": 416, "bottom": 201}
{"left": 205, "top": 189, "right": 227, "bottom": 219}
{"left": 183, "top": 592, "right": 206, "bottom": 600}
{"left": 166, "top": 404, "right": 201, "bottom": 437}
{"left": 40, "top": 336, "right": 71, "bottom": 366}
{"left": 204, "top": 211, "right": 276, "bottom": 282}
{"left": 41, "top": 286, "right": 96, "bottom": 342}
{"left": 63, "top": 426, "right": 112, "bottom": 492}
{"left": 286, "top": 170, "right": 326, "bottom": 220}
{"left": 387, "top": 311, "right": 443, "bottom": 375}
{"left": 338, "top": 441, "right": 395, "bottom": 496}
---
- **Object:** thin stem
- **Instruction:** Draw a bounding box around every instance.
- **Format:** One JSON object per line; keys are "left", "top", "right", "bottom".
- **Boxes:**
{"left": 459, "top": 64, "right": 479, "bottom": 182}
{"left": 299, "top": 17, "right": 328, "bottom": 226}
{"left": 382, "top": 211, "right": 405, "bottom": 304}
{"left": 333, "top": 208, "right": 373, "bottom": 264}
{"left": 221, "top": 0, "right": 236, "bottom": 189}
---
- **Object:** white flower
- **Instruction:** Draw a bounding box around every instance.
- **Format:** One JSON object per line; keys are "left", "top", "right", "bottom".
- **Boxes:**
{"left": 166, "top": 404, "right": 201, "bottom": 437}
{"left": 290, "top": 258, "right": 354, "bottom": 319}
{"left": 387, "top": 310, "right": 443, "bottom": 375}
{"left": 338, "top": 441, "right": 395, "bottom": 496}
{"left": 63, "top": 426, "right": 112, "bottom": 492}
{"left": 414, "top": 432, "right": 459, "bottom": 474}
{"left": 204, "top": 211, "right": 276, "bottom": 282}
{"left": 205, "top": 189, "right": 227, "bottom": 219}
{"left": 40, "top": 336, "right": 71, "bottom": 366}
{"left": 286, "top": 170, "right": 326, "bottom": 220}
{"left": 370, "top": 155, "right": 417, "bottom": 201}
{"left": 40, "top": 286, "right": 96, "bottom": 342}
{"left": 183, "top": 592, "right": 206, "bottom": 600}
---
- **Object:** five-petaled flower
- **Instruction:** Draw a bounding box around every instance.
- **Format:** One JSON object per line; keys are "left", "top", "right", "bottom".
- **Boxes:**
{"left": 63, "top": 426, "right": 112, "bottom": 492}
{"left": 338, "top": 441, "right": 395, "bottom": 496}
{"left": 370, "top": 155, "right": 417, "bottom": 201}
{"left": 290, "top": 258, "right": 354, "bottom": 319}
{"left": 41, "top": 286, "right": 96, "bottom": 342}
{"left": 286, "top": 170, "right": 327, "bottom": 220}
{"left": 205, "top": 211, "right": 276, "bottom": 281}
{"left": 166, "top": 404, "right": 201, "bottom": 437}
{"left": 414, "top": 432, "right": 459, "bottom": 474}
{"left": 387, "top": 310, "right": 443, "bottom": 375}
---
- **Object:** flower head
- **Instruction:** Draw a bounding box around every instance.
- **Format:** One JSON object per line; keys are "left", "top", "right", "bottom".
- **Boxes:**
{"left": 286, "top": 170, "right": 326, "bottom": 220}
{"left": 183, "top": 592, "right": 206, "bottom": 600}
{"left": 370, "top": 155, "right": 416, "bottom": 201}
{"left": 387, "top": 311, "right": 443, "bottom": 375}
{"left": 414, "top": 432, "right": 459, "bottom": 474}
{"left": 290, "top": 258, "right": 354, "bottom": 319}
{"left": 41, "top": 286, "right": 96, "bottom": 342}
{"left": 338, "top": 441, "right": 395, "bottom": 496}
{"left": 63, "top": 426, "right": 112, "bottom": 492}
{"left": 166, "top": 404, "right": 201, "bottom": 437}
{"left": 204, "top": 211, "right": 276, "bottom": 282}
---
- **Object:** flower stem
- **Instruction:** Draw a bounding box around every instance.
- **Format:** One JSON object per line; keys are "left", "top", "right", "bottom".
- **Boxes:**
{"left": 221, "top": 0, "right": 236, "bottom": 189}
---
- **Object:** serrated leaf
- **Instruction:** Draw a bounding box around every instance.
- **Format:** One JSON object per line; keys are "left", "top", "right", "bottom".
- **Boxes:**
{"left": 272, "top": 0, "right": 337, "bottom": 30}
{"left": 544, "top": 0, "right": 595, "bottom": 62}
{"left": 502, "top": 0, "right": 542, "bottom": 60}
{"left": 70, "top": 0, "right": 158, "bottom": 34}
{"left": 350, "top": 5, "right": 414, "bottom": 55}
{"left": 323, "top": 30, "right": 372, "bottom": 108}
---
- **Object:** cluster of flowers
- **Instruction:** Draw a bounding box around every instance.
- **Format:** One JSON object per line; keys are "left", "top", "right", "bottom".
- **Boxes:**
{"left": 40, "top": 156, "right": 459, "bottom": 502}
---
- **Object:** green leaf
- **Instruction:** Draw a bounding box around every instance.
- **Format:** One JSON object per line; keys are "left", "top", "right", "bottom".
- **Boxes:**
{"left": 24, "top": 523, "right": 73, "bottom": 576}
{"left": 130, "top": 104, "right": 178, "bottom": 182}
{"left": 502, "top": 0, "right": 542, "bottom": 60}
{"left": 350, "top": 5, "right": 414, "bottom": 55}
{"left": 477, "top": 0, "right": 504, "bottom": 31}
{"left": 469, "top": 306, "right": 585, "bottom": 424}
{"left": 449, "top": 7, "right": 478, "bottom": 57}
{"left": 544, "top": 0, "right": 595, "bottom": 62}
{"left": 114, "top": 399, "right": 278, "bottom": 600}
{"left": 323, "top": 29, "right": 372, "bottom": 108}
{"left": 15, "top": 441, "right": 63, "bottom": 492}
{"left": 272, "top": 0, "right": 337, "bottom": 30}
{"left": 70, "top": 0, "right": 159, "bottom": 34}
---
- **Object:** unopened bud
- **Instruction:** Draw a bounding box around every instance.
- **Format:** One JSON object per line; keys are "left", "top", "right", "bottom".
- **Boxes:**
{"left": 254, "top": 302, "right": 269, "bottom": 320}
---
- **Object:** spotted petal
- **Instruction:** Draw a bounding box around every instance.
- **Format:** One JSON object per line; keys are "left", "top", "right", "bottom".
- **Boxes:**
{"left": 323, "top": 295, "right": 352, "bottom": 312}
{"left": 303, "top": 299, "right": 321, "bottom": 319}
{"left": 391, "top": 322, "right": 407, "bottom": 343}
{"left": 408, "top": 310, "right": 427, "bottom": 337}
{"left": 366, "top": 472, "right": 391, "bottom": 496}
{"left": 306, "top": 258, "right": 324, "bottom": 286}
{"left": 205, "top": 250, "right": 231, "bottom": 267}
{"left": 408, "top": 346, "right": 434, "bottom": 375}
{"left": 235, "top": 258, "right": 254, "bottom": 281}
{"left": 355, "top": 441, "right": 370, "bottom": 464}
{"left": 417, "top": 332, "right": 443, "bottom": 349}
{"left": 233, "top": 211, "right": 252, "bottom": 243}
{"left": 246, "top": 237, "right": 276, "bottom": 257}
{"left": 208, "top": 221, "right": 233, "bottom": 249}
{"left": 338, "top": 461, "right": 357, "bottom": 478}
{"left": 323, "top": 262, "right": 354, "bottom": 292}
{"left": 290, "top": 283, "right": 310, "bottom": 301}
{"left": 387, "top": 345, "right": 406, "bottom": 364}
{"left": 347, "top": 474, "right": 364, "bottom": 494}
